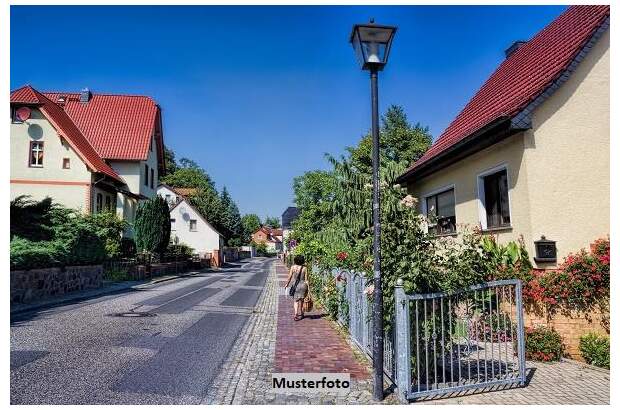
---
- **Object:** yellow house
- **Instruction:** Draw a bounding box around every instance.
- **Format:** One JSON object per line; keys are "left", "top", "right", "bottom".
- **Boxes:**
{"left": 10, "top": 85, "right": 165, "bottom": 236}
{"left": 396, "top": 5, "right": 610, "bottom": 268}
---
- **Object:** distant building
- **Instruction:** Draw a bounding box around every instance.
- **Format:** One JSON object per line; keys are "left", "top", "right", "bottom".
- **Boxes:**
{"left": 281, "top": 206, "right": 299, "bottom": 252}
{"left": 252, "top": 227, "right": 283, "bottom": 252}
{"left": 157, "top": 184, "right": 224, "bottom": 265}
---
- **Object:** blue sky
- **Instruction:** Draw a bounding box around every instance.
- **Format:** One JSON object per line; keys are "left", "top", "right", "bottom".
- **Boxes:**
{"left": 11, "top": 5, "right": 566, "bottom": 221}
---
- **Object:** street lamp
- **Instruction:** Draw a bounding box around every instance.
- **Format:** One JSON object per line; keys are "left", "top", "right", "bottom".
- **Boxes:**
{"left": 350, "top": 20, "right": 397, "bottom": 401}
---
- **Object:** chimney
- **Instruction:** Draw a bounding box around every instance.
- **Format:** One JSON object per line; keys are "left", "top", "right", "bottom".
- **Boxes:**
{"left": 505, "top": 40, "right": 527, "bottom": 58}
{"left": 79, "top": 87, "right": 91, "bottom": 103}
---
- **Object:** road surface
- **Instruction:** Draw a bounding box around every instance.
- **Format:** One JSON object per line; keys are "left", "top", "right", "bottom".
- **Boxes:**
{"left": 10, "top": 257, "right": 273, "bottom": 404}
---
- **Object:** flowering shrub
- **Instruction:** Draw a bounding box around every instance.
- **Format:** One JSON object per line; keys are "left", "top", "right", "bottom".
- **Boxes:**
{"left": 579, "top": 333, "right": 610, "bottom": 369}
{"left": 522, "top": 326, "right": 564, "bottom": 362}
{"left": 523, "top": 238, "right": 609, "bottom": 310}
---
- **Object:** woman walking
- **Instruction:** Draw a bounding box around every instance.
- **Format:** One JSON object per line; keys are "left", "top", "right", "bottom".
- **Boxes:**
{"left": 284, "top": 255, "right": 309, "bottom": 321}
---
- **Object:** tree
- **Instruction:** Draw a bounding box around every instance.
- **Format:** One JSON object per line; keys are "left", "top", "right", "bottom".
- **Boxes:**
{"left": 134, "top": 196, "right": 171, "bottom": 257}
{"left": 241, "top": 214, "right": 261, "bottom": 243}
{"left": 346, "top": 105, "right": 432, "bottom": 174}
{"left": 163, "top": 146, "right": 178, "bottom": 176}
{"left": 264, "top": 216, "right": 281, "bottom": 229}
{"left": 220, "top": 187, "right": 243, "bottom": 245}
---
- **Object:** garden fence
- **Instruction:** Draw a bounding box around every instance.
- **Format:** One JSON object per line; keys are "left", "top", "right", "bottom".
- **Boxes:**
{"left": 315, "top": 267, "right": 526, "bottom": 402}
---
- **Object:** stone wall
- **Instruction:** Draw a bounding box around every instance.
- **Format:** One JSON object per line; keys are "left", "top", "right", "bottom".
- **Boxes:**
{"left": 11, "top": 265, "right": 103, "bottom": 304}
{"left": 523, "top": 301, "right": 609, "bottom": 360}
{"left": 125, "top": 260, "right": 191, "bottom": 280}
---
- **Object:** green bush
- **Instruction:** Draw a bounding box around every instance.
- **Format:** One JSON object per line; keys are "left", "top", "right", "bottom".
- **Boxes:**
{"left": 120, "top": 237, "right": 137, "bottom": 258}
{"left": 134, "top": 196, "right": 171, "bottom": 256}
{"left": 523, "top": 326, "right": 564, "bottom": 362}
{"left": 10, "top": 237, "right": 64, "bottom": 270}
{"left": 164, "top": 242, "right": 194, "bottom": 260}
{"left": 579, "top": 333, "right": 610, "bottom": 369}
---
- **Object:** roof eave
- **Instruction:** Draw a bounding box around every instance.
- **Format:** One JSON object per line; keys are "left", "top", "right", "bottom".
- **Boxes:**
{"left": 396, "top": 116, "right": 522, "bottom": 184}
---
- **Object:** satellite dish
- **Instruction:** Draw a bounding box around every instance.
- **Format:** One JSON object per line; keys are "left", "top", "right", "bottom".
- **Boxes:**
{"left": 16, "top": 107, "right": 31, "bottom": 122}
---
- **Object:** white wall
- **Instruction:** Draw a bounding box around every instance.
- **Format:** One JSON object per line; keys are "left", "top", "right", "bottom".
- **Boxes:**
{"left": 169, "top": 199, "right": 221, "bottom": 255}
{"left": 157, "top": 185, "right": 180, "bottom": 206}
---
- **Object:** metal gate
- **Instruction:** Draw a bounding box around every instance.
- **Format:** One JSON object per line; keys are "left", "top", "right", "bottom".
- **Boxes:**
{"left": 338, "top": 270, "right": 396, "bottom": 381}
{"left": 394, "top": 279, "right": 526, "bottom": 401}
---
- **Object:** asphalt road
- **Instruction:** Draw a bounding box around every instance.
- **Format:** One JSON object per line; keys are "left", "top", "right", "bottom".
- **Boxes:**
{"left": 10, "top": 257, "right": 273, "bottom": 405}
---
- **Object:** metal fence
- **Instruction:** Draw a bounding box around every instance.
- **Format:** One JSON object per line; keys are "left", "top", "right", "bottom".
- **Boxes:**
{"left": 394, "top": 279, "right": 526, "bottom": 401}
{"left": 334, "top": 270, "right": 396, "bottom": 381}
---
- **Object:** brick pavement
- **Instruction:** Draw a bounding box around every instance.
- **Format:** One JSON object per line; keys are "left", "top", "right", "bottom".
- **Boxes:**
{"left": 275, "top": 262, "right": 369, "bottom": 379}
{"left": 205, "top": 259, "right": 609, "bottom": 405}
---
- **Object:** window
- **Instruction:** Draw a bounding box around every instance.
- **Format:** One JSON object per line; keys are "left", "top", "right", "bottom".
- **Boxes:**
{"left": 29, "top": 141, "right": 44, "bottom": 167}
{"left": 170, "top": 218, "right": 176, "bottom": 231}
{"left": 144, "top": 164, "right": 149, "bottom": 187}
{"left": 424, "top": 188, "right": 456, "bottom": 235}
{"left": 96, "top": 193, "right": 103, "bottom": 213}
{"left": 62, "top": 158, "right": 70, "bottom": 169}
{"left": 105, "top": 195, "right": 112, "bottom": 211}
{"left": 165, "top": 194, "right": 171, "bottom": 203}
{"left": 189, "top": 219, "right": 197, "bottom": 231}
{"left": 150, "top": 168, "right": 154, "bottom": 189}
{"left": 479, "top": 167, "right": 511, "bottom": 229}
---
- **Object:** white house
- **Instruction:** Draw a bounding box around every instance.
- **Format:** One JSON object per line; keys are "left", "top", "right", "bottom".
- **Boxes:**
{"left": 10, "top": 85, "right": 164, "bottom": 237}
{"left": 157, "top": 184, "right": 224, "bottom": 263}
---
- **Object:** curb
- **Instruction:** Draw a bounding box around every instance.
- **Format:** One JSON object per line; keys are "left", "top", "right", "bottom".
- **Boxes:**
{"left": 10, "top": 268, "right": 212, "bottom": 316}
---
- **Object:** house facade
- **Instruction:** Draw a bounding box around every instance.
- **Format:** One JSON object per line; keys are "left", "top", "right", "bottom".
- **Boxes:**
{"left": 10, "top": 85, "right": 164, "bottom": 236}
{"left": 396, "top": 5, "right": 609, "bottom": 268}
{"left": 157, "top": 184, "right": 223, "bottom": 263}
{"left": 252, "top": 227, "right": 283, "bottom": 252}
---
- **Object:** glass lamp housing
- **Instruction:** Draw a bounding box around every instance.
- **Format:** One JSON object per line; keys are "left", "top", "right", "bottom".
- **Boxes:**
{"left": 350, "top": 23, "right": 397, "bottom": 71}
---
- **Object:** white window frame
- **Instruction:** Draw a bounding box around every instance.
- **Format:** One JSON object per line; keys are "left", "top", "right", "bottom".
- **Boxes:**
{"left": 189, "top": 219, "right": 197, "bottom": 232}
{"left": 170, "top": 218, "right": 176, "bottom": 231}
{"left": 476, "top": 163, "right": 513, "bottom": 231}
{"left": 420, "top": 183, "right": 456, "bottom": 235}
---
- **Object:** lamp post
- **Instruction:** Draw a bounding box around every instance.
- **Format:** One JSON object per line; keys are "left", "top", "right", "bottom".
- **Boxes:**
{"left": 350, "top": 20, "right": 397, "bottom": 401}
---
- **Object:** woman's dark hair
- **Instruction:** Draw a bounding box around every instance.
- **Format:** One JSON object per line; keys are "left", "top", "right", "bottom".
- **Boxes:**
{"left": 293, "top": 255, "right": 305, "bottom": 266}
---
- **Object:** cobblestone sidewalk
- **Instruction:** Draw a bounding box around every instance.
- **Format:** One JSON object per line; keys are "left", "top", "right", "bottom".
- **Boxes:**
{"left": 205, "top": 259, "right": 609, "bottom": 405}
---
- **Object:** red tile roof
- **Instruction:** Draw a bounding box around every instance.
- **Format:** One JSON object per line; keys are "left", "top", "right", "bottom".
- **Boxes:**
{"left": 11, "top": 85, "right": 123, "bottom": 183}
{"left": 401, "top": 5, "right": 610, "bottom": 178}
{"left": 42, "top": 91, "right": 159, "bottom": 161}
{"left": 10, "top": 85, "right": 42, "bottom": 104}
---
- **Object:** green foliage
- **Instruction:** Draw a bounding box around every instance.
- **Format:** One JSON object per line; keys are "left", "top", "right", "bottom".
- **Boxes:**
{"left": 10, "top": 195, "right": 57, "bottom": 241}
{"left": 134, "top": 196, "right": 171, "bottom": 256}
{"left": 10, "top": 237, "right": 64, "bottom": 270}
{"left": 242, "top": 214, "right": 261, "bottom": 238}
{"left": 579, "top": 333, "right": 610, "bottom": 369}
{"left": 220, "top": 187, "right": 243, "bottom": 244}
{"left": 85, "top": 211, "right": 129, "bottom": 259}
{"left": 254, "top": 242, "right": 268, "bottom": 256}
{"left": 164, "top": 242, "right": 195, "bottom": 259}
{"left": 523, "top": 326, "right": 564, "bottom": 362}
{"left": 163, "top": 145, "right": 178, "bottom": 176}
{"left": 120, "top": 237, "right": 137, "bottom": 258}
{"left": 346, "top": 105, "right": 432, "bottom": 174}
{"left": 264, "top": 216, "right": 281, "bottom": 229}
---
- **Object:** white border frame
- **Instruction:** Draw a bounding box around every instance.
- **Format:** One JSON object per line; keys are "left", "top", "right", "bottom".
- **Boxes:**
{"left": 476, "top": 163, "right": 513, "bottom": 230}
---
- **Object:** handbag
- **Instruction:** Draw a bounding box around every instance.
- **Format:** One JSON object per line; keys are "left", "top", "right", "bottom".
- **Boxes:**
{"left": 289, "top": 266, "right": 302, "bottom": 297}
{"left": 303, "top": 295, "right": 313, "bottom": 312}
